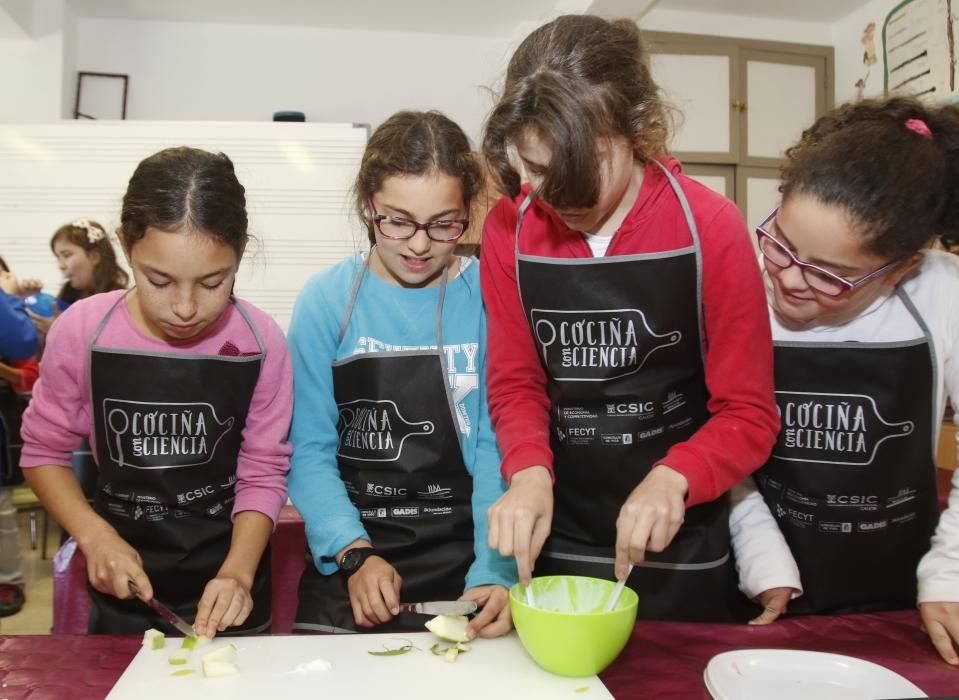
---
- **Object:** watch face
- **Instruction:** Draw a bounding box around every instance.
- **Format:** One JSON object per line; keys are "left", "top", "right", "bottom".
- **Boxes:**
{"left": 342, "top": 548, "right": 370, "bottom": 572}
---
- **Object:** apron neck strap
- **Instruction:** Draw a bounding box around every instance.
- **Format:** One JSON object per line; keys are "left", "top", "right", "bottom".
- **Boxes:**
{"left": 90, "top": 291, "right": 132, "bottom": 346}
{"left": 338, "top": 249, "right": 450, "bottom": 349}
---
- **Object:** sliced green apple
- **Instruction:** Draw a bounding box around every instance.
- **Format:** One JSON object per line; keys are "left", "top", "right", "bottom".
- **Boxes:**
{"left": 202, "top": 660, "right": 240, "bottom": 677}
{"left": 425, "top": 614, "right": 470, "bottom": 643}
{"left": 142, "top": 628, "right": 165, "bottom": 650}
{"left": 167, "top": 648, "right": 191, "bottom": 665}
{"left": 182, "top": 635, "right": 212, "bottom": 650}
{"left": 171, "top": 669, "right": 195, "bottom": 677}
{"left": 201, "top": 643, "right": 237, "bottom": 663}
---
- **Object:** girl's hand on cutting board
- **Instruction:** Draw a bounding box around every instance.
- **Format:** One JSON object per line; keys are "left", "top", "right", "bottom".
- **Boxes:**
{"left": 919, "top": 601, "right": 959, "bottom": 665}
{"left": 461, "top": 585, "right": 512, "bottom": 639}
{"left": 348, "top": 555, "right": 402, "bottom": 627}
{"left": 195, "top": 574, "right": 253, "bottom": 638}
{"left": 749, "top": 587, "right": 794, "bottom": 625}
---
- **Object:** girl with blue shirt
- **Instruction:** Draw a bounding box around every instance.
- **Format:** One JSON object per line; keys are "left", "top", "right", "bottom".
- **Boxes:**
{"left": 288, "top": 111, "right": 516, "bottom": 638}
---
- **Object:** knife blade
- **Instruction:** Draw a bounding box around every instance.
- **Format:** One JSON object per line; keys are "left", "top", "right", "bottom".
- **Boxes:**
{"left": 129, "top": 581, "right": 197, "bottom": 637}
{"left": 397, "top": 601, "right": 478, "bottom": 616}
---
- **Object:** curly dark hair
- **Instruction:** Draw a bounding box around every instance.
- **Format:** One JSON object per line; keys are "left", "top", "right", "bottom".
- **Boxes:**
{"left": 781, "top": 96, "right": 959, "bottom": 258}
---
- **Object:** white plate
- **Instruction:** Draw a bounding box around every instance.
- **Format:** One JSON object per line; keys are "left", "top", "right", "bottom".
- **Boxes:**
{"left": 704, "top": 649, "right": 927, "bottom": 700}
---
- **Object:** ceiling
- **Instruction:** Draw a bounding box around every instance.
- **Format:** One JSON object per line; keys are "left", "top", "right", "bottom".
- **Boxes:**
{"left": 64, "top": 0, "right": 873, "bottom": 35}
{"left": 67, "top": 0, "right": 567, "bottom": 35}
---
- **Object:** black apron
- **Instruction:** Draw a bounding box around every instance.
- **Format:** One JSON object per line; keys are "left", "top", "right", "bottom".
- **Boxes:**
{"left": 294, "top": 257, "right": 475, "bottom": 633}
{"left": 87, "top": 294, "right": 271, "bottom": 634}
{"left": 519, "top": 161, "right": 752, "bottom": 622}
{"left": 755, "top": 288, "right": 939, "bottom": 614}
{"left": 0, "top": 372, "right": 29, "bottom": 486}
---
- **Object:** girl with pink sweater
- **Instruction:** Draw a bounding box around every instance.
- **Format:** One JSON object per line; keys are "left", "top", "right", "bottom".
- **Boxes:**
{"left": 20, "top": 147, "right": 292, "bottom": 637}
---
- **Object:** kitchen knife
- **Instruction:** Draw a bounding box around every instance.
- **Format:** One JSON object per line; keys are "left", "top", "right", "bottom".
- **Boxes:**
{"left": 397, "top": 600, "right": 478, "bottom": 616}
{"left": 128, "top": 581, "right": 197, "bottom": 637}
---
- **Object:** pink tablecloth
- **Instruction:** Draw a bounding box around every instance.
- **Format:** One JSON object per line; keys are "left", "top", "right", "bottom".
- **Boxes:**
{"left": 2, "top": 611, "right": 957, "bottom": 699}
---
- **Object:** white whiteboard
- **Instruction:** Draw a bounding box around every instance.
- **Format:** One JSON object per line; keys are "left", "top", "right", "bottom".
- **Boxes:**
{"left": 0, "top": 120, "right": 368, "bottom": 331}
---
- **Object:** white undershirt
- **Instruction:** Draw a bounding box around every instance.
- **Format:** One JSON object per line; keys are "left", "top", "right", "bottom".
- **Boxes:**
{"left": 583, "top": 232, "right": 615, "bottom": 257}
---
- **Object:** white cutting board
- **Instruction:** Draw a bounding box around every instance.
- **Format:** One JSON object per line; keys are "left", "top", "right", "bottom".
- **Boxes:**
{"left": 107, "top": 631, "right": 614, "bottom": 699}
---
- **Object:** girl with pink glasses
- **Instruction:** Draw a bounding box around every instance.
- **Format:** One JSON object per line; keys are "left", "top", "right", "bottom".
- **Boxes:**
{"left": 731, "top": 97, "right": 959, "bottom": 665}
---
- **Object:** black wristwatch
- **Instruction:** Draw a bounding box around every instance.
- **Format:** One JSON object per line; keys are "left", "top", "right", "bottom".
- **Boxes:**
{"left": 338, "top": 547, "right": 379, "bottom": 577}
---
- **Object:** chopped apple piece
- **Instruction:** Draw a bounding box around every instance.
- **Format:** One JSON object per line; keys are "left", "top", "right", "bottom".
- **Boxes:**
{"left": 201, "top": 643, "right": 237, "bottom": 663}
{"left": 182, "top": 635, "right": 212, "bottom": 650}
{"left": 168, "top": 648, "right": 191, "bottom": 665}
{"left": 171, "top": 669, "right": 195, "bottom": 677}
{"left": 425, "top": 614, "right": 470, "bottom": 643}
{"left": 202, "top": 660, "right": 240, "bottom": 677}
{"left": 444, "top": 647, "right": 460, "bottom": 663}
{"left": 142, "top": 628, "right": 165, "bottom": 650}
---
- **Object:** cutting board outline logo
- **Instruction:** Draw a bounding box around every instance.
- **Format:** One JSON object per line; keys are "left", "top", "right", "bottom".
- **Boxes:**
{"left": 773, "top": 391, "right": 914, "bottom": 466}
{"left": 102, "top": 398, "right": 236, "bottom": 470}
{"left": 530, "top": 307, "right": 681, "bottom": 382}
{"left": 337, "top": 398, "right": 434, "bottom": 462}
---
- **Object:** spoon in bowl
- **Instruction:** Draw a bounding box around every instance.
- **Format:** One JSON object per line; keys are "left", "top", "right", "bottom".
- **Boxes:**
{"left": 603, "top": 564, "right": 634, "bottom": 612}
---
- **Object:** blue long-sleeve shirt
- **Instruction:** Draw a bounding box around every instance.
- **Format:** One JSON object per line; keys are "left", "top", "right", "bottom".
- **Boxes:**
{"left": 0, "top": 290, "right": 38, "bottom": 359}
{"left": 288, "top": 252, "right": 516, "bottom": 591}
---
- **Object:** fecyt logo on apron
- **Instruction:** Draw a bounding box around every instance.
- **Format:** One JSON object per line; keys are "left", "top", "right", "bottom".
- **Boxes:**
{"left": 103, "top": 399, "right": 236, "bottom": 469}
{"left": 774, "top": 391, "right": 914, "bottom": 466}
{"left": 337, "top": 399, "right": 434, "bottom": 462}
{"left": 530, "top": 308, "right": 681, "bottom": 381}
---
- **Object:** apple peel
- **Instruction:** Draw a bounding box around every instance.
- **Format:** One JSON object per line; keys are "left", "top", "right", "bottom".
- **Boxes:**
{"left": 424, "top": 614, "right": 470, "bottom": 643}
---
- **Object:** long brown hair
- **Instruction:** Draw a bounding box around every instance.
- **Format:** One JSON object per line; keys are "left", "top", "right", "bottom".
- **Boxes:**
{"left": 50, "top": 221, "right": 128, "bottom": 303}
{"left": 781, "top": 97, "right": 959, "bottom": 258}
{"left": 482, "top": 15, "right": 670, "bottom": 210}
{"left": 353, "top": 110, "right": 482, "bottom": 246}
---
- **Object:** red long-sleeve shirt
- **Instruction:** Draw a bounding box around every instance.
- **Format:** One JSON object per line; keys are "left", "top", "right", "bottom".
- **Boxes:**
{"left": 480, "top": 156, "right": 779, "bottom": 506}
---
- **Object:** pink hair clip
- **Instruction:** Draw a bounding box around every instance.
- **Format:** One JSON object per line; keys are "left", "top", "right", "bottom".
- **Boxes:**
{"left": 905, "top": 118, "right": 932, "bottom": 140}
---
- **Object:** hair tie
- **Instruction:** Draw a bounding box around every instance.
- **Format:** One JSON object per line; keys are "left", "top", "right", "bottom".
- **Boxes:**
{"left": 72, "top": 218, "right": 104, "bottom": 244}
{"left": 905, "top": 118, "right": 933, "bottom": 140}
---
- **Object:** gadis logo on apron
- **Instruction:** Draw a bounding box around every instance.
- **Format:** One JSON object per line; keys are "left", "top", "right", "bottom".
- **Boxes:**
{"left": 336, "top": 399, "right": 434, "bottom": 462}
{"left": 774, "top": 391, "right": 914, "bottom": 466}
{"left": 530, "top": 308, "right": 681, "bottom": 381}
{"left": 102, "top": 399, "right": 237, "bottom": 469}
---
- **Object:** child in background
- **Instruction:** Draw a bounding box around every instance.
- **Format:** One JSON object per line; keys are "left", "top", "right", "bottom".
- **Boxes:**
{"left": 20, "top": 219, "right": 129, "bottom": 340}
{"left": 730, "top": 97, "right": 959, "bottom": 665}
{"left": 0, "top": 256, "right": 39, "bottom": 617}
{"left": 479, "top": 14, "right": 778, "bottom": 621}
{"left": 20, "top": 147, "right": 292, "bottom": 636}
{"left": 288, "top": 111, "right": 515, "bottom": 637}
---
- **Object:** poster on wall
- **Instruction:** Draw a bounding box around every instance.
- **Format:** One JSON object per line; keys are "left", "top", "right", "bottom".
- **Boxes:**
{"left": 883, "top": 0, "right": 959, "bottom": 102}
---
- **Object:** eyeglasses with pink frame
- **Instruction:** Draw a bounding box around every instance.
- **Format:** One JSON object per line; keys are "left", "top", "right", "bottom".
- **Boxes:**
{"left": 755, "top": 207, "right": 901, "bottom": 298}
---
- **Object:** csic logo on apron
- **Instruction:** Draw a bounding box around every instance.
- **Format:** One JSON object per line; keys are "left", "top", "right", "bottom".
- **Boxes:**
{"left": 337, "top": 398, "right": 435, "bottom": 462}
{"left": 530, "top": 308, "right": 681, "bottom": 381}
{"left": 774, "top": 391, "right": 914, "bottom": 466}
{"left": 102, "top": 399, "right": 236, "bottom": 469}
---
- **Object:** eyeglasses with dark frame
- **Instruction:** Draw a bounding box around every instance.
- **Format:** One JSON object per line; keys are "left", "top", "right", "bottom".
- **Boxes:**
{"left": 369, "top": 198, "right": 470, "bottom": 243}
{"left": 755, "top": 207, "right": 901, "bottom": 298}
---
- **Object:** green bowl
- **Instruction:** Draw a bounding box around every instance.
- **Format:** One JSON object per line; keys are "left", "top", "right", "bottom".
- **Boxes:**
{"left": 509, "top": 575, "right": 638, "bottom": 677}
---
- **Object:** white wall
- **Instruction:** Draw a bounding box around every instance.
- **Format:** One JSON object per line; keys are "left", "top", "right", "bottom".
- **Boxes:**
{"left": 0, "top": 0, "right": 75, "bottom": 120}
{"left": 640, "top": 7, "right": 833, "bottom": 46}
{"left": 0, "top": 32, "right": 63, "bottom": 120}
{"left": 832, "top": 0, "right": 900, "bottom": 104}
{"left": 76, "top": 17, "right": 512, "bottom": 144}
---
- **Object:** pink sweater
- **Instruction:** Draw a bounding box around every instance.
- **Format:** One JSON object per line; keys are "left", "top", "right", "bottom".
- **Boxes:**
{"left": 20, "top": 290, "right": 292, "bottom": 523}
